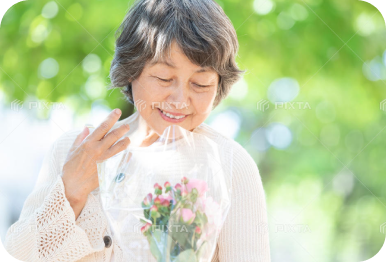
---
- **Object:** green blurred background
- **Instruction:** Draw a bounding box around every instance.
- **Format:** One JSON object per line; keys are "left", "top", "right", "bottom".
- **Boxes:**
{"left": 1, "top": 0, "right": 386, "bottom": 261}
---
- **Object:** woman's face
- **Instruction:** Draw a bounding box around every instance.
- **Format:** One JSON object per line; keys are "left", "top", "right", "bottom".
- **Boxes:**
{"left": 131, "top": 42, "right": 219, "bottom": 135}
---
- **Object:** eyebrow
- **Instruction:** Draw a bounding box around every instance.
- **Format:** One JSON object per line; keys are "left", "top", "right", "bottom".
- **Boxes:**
{"left": 151, "top": 60, "right": 210, "bottom": 73}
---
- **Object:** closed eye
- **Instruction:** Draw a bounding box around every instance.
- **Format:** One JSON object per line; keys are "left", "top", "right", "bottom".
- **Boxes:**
{"left": 157, "top": 77, "right": 173, "bottom": 83}
{"left": 193, "top": 83, "right": 211, "bottom": 88}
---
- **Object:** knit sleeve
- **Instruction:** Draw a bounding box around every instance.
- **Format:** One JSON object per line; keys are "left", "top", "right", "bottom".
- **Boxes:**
{"left": 214, "top": 143, "right": 271, "bottom": 262}
{"left": 3, "top": 131, "right": 109, "bottom": 262}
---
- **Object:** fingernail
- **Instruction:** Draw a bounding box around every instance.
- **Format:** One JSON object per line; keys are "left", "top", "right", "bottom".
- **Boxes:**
{"left": 85, "top": 124, "right": 95, "bottom": 134}
{"left": 114, "top": 108, "right": 121, "bottom": 115}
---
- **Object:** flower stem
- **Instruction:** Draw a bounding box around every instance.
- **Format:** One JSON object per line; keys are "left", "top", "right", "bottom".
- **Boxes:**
{"left": 191, "top": 232, "right": 195, "bottom": 248}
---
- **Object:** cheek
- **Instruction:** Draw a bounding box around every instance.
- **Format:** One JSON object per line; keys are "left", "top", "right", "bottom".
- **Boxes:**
{"left": 134, "top": 78, "right": 169, "bottom": 101}
{"left": 131, "top": 80, "right": 156, "bottom": 118}
{"left": 191, "top": 90, "right": 217, "bottom": 114}
{"left": 133, "top": 77, "right": 165, "bottom": 102}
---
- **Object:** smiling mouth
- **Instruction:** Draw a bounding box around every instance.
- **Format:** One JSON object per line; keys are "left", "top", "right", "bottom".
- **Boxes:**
{"left": 158, "top": 108, "right": 188, "bottom": 120}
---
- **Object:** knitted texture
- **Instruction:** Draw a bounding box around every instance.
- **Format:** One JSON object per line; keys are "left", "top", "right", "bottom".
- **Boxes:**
{"left": 4, "top": 112, "right": 271, "bottom": 261}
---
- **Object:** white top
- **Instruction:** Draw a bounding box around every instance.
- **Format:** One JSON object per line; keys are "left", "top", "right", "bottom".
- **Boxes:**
{"left": 4, "top": 111, "right": 271, "bottom": 262}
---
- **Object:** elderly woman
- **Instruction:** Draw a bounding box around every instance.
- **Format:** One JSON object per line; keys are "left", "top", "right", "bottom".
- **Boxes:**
{"left": 4, "top": 0, "right": 271, "bottom": 261}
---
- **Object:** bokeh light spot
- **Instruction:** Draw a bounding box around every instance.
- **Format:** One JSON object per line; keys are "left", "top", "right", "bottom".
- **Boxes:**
{"left": 82, "top": 54, "right": 102, "bottom": 74}
{"left": 253, "top": 0, "right": 275, "bottom": 15}
{"left": 268, "top": 77, "right": 300, "bottom": 103}
{"left": 38, "top": 58, "right": 59, "bottom": 79}
{"left": 266, "top": 123, "right": 292, "bottom": 150}
{"left": 42, "top": 1, "right": 59, "bottom": 19}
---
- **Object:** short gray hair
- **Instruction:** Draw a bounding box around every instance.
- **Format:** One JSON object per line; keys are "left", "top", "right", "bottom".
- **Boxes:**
{"left": 108, "top": 0, "right": 244, "bottom": 108}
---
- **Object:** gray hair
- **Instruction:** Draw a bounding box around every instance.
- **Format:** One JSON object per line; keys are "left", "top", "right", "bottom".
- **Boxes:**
{"left": 108, "top": 0, "right": 244, "bottom": 108}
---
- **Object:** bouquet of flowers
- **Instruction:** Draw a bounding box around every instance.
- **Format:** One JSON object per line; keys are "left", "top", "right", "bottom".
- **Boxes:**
{"left": 97, "top": 125, "right": 233, "bottom": 262}
{"left": 140, "top": 177, "right": 221, "bottom": 261}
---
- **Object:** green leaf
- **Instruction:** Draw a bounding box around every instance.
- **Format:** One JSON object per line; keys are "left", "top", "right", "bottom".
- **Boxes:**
{"left": 190, "top": 188, "right": 198, "bottom": 203}
{"left": 170, "top": 241, "right": 181, "bottom": 258}
{"left": 196, "top": 241, "right": 208, "bottom": 258}
{"left": 159, "top": 216, "right": 169, "bottom": 227}
{"left": 174, "top": 249, "right": 197, "bottom": 262}
{"left": 193, "top": 211, "right": 208, "bottom": 227}
{"left": 147, "top": 234, "right": 163, "bottom": 261}
{"left": 147, "top": 231, "right": 174, "bottom": 262}
{"left": 144, "top": 209, "right": 150, "bottom": 219}
{"left": 171, "top": 227, "right": 189, "bottom": 247}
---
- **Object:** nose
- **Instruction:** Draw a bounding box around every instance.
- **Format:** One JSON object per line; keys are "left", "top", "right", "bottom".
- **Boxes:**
{"left": 165, "top": 83, "right": 190, "bottom": 110}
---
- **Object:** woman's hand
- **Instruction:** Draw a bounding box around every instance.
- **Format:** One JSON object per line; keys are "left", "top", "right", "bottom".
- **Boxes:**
{"left": 62, "top": 108, "right": 130, "bottom": 219}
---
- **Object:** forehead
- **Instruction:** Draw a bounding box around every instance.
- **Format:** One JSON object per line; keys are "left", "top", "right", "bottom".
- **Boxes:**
{"left": 148, "top": 41, "right": 216, "bottom": 73}
{"left": 149, "top": 60, "right": 212, "bottom": 74}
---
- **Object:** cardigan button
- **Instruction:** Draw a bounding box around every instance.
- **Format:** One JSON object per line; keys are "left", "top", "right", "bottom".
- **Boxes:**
{"left": 103, "top": 235, "right": 112, "bottom": 248}
{"left": 115, "top": 173, "right": 125, "bottom": 183}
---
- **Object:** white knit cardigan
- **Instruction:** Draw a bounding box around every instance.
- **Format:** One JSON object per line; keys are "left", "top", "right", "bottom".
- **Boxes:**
{"left": 4, "top": 112, "right": 271, "bottom": 262}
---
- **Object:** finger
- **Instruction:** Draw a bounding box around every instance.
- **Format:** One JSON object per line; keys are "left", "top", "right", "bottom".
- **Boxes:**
{"left": 104, "top": 137, "right": 130, "bottom": 159}
{"left": 102, "top": 123, "right": 130, "bottom": 148}
{"left": 89, "top": 109, "right": 122, "bottom": 140}
{"left": 70, "top": 126, "right": 89, "bottom": 152}
{"left": 85, "top": 124, "right": 95, "bottom": 135}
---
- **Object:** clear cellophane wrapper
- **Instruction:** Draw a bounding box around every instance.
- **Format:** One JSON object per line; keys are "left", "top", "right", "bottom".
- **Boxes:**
{"left": 97, "top": 125, "right": 233, "bottom": 262}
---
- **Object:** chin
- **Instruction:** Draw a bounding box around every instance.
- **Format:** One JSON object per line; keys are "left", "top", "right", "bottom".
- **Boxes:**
{"left": 157, "top": 121, "right": 187, "bottom": 134}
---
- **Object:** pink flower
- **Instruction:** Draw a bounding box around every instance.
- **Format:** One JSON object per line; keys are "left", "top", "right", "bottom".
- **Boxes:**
{"left": 175, "top": 183, "right": 182, "bottom": 191}
{"left": 164, "top": 181, "right": 172, "bottom": 192}
{"left": 195, "top": 197, "right": 206, "bottom": 212}
{"left": 181, "top": 177, "right": 189, "bottom": 185}
{"left": 186, "top": 179, "right": 208, "bottom": 197}
{"left": 203, "top": 196, "right": 221, "bottom": 230}
{"left": 150, "top": 205, "right": 158, "bottom": 217}
{"left": 195, "top": 226, "right": 202, "bottom": 234}
{"left": 181, "top": 187, "right": 188, "bottom": 197}
{"left": 141, "top": 223, "right": 152, "bottom": 234}
{"left": 163, "top": 194, "right": 175, "bottom": 205}
{"left": 143, "top": 193, "right": 152, "bottom": 206}
{"left": 161, "top": 200, "right": 170, "bottom": 207}
{"left": 192, "top": 197, "right": 222, "bottom": 242}
{"left": 181, "top": 208, "right": 196, "bottom": 225}
{"left": 154, "top": 183, "right": 162, "bottom": 195}
{"left": 154, "top": 196, "right": 161, "bottom": 205}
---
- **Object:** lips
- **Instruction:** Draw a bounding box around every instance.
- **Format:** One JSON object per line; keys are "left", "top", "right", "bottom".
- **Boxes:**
{"left": 157, "top": 108, "right": 188, "bottom": 123}
{"left": 160, "top": 109, "right": 186, "bottom": 119}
